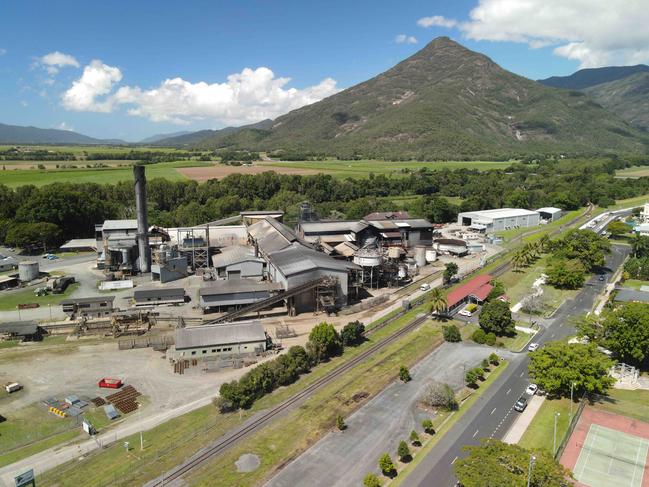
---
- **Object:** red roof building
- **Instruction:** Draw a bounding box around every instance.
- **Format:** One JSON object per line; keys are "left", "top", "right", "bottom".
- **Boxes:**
{"left": 446, "top": 274, "right": 494, "bottom": 310}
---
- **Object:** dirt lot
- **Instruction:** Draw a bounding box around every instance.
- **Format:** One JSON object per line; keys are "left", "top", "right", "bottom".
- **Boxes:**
{"left": 177, "top": 162, "right": 319, "bottom": 181}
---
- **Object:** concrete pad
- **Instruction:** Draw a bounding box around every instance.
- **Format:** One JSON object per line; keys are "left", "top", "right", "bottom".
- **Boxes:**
{"left": 502, "top": 395, "right": 545, "bottom": 444}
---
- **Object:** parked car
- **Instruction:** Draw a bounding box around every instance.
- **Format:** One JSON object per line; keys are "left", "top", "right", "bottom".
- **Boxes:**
{"left": 43, "top": 253, "right": 59, "bottom": 260}
{"left": 5, "top": 382, "right": 22, "bottom": 393}
{"left": 598, "top": 274, "right": 606, "bottom": 281}
{"left": 514, "top": 395, "right": 528, "bottom": 412}
{"left": 526, "top": 384, "right": 538, "bottom": 395}
{"left": 459, "top": 308, "right": 473, "bottom": 317}
{"left": 419, "top": 283, "right": 430, "bottom": 291}
{"left": 528, "top": 342, "right": 540, "bottom": 352}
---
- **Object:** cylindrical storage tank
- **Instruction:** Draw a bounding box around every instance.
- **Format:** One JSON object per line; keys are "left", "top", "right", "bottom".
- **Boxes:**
{"left": 18, "top": 261, "right": 39, "bottom": 282}
{"left": 425, "top": 249, "right": 437, "bottom": 263}
{"left": 388, "top": 247, "right": 402, "bottom": 259}
{"left": 414, "top": 245, "right": 427, "bottom": 267}
{"left": 353, "top": 251, "right": 382, "bottom": 267}
{"left": 398, "top": 265, "right": 407, "bottom": 279}
{"left": 121, "top": 249, "right": 130, "bottom": 264}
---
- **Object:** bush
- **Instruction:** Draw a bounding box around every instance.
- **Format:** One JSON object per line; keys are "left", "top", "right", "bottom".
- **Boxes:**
{"left": 422, "top": 380, "right": 458, "bottom": 411}
{"left": 485, "top": 332, "right": 497, "bottom": 346}
{"left": 472, "top": 329, "right": 486, "bottom": 344}
{"left": 479, "top": 300, "right": 515, "bottom": 336}
{"left": 379, "top": 453, "right": 397, "bottom": 477}
{"left": 336, "top": 414, "right": 346, "bottom": 431}
{"left": 307, "top": 322, "right": 342, "bottom": 363}
{"left": 442, "top": 324, "right": 461, "bottom": 342}
{"left": 465, "top": 303, "right": 478, "bottom": 312}
{"left": 399, "top": 365, "right": 412, "bottom": 382}
{"left": 489, "top": 353, "right": 500, "bottom": 366}
{"left": 481, "top": 358, "right": 490, "bottom": 371}
{"left": 363, "top": 473, "right": 382, "bottom": 487}
{"left": 422, "top": 419, "right": 435, "bottom": 435}
{"left": 341, "top": 320, "right": 365, "bottom": 346}
{"left": 398, "top": 440, "right": 411, "bottom": 462}
{"left": 410, "top": 430, "right": 421, "bottom": 446}
{"left": 465, "top": 368, "right": 480, "bottom": 387}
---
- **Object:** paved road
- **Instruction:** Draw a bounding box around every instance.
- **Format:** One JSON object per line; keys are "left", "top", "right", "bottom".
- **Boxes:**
{"left": 403, "top": 244, "right": 629, "bottom": 487}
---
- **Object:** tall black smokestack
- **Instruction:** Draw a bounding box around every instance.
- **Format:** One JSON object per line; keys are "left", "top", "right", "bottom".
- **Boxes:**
{"left": 134, "top": 165, "right": 151, "bottom": 273}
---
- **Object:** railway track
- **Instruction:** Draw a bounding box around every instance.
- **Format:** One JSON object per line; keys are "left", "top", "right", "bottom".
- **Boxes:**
{"left": 145, "top": 204, "right": 595, "bottom": 486}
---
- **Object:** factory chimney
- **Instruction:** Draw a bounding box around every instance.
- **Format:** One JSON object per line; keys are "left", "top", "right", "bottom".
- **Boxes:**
{"left": 133, "top": 165, "right": 151, "bottom": 273}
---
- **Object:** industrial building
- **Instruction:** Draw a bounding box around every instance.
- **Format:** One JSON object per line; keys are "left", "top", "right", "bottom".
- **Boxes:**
{"left": 0, "top": 321, "right": 43, "bottom": 341}
{"left": 133, "top": 288, "right": 186, "bottom": 307}
{"left": 457, "top": 208, "right": 541, "bottom": 233}
{"left": 435, "top": 238, "right": 469, "bottom": 256}
{"left": 211, "top": 245, "right": 265, "bottom": 280}
{"left": 297, "top": 220, "right": 373, "bottom": 247}
{"left": 536, "top": 207, "right": 563, "bottom": 222}
{"left": 0, "top": 255, "right": 17, "bottom": 272}
{"left": 169, "top": 321, "right": 268, "bottom": 360}
{"left": 60, "top": 296, "right": 116, "bottom": 318}
{"left": 199, "top": 280, "right": 283, "bottom": 312}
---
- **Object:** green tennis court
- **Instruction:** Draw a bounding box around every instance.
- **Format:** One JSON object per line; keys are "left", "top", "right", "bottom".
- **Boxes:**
{"left": 574, "top": 424, "right": 649, "bottom": 487}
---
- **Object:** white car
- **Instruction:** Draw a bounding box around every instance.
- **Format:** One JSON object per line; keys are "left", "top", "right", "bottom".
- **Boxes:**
{"left": 528, "top": 343, "right": 539, "bottom": 352}
{"left": 458, "top": 309, "right": 473, "bottom": 317}
{"left": 526, "top": 384, "right": 539, "bottom": 395}
{"left": 419, "top": 283, "right": 430, "bottom": 291}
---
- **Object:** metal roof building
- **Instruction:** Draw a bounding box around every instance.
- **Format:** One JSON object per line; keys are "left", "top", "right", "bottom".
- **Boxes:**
{"left": 60, "top": 296, "right": 116, "bottom": 318}
{"left": 446, "top": 274, "right": 494, "bottom": 311}
{"left": 211, "top": 245, "right": 265, "bottom": 280}
{"left": 613, "top": 288, "right": 649, "bottom": 304}
{"left": 457, "top": 208, "right": 540, "bottom": 232}
{"left": 199, "top": 280, "right": 283, "bottom": 311}
{"left": 171, "top": 321, "right": 267, "bottom": 360}
{"left": 133, "top": 287, "right": 185, "bottom": 306}
{"left": 536, "top": 207, "right": 563, "bottom": 222}
{"left": 0, "top": 321, "right": 42, "bottom": 341}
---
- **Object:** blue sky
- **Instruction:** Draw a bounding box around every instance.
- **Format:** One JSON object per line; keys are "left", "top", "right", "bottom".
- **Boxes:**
{"left": 1, "top": 0, "right": 646, "bottom": 141}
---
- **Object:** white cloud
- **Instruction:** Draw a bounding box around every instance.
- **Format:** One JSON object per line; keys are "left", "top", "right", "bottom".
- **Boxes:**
{"left": 417, "top": 15, "right": 457, "bottom": 29}
{"left": 56, "top": 122, "right": 74, "bottom": 131}
{"left": 61, "top": 62, "right": 340, "bottom": 125}
{"left": 457, "top": 0, "right": 649, "bottom": 68}
{"left": 61, "top": 59, "right": 122, "bottom": 112}
{"left": 40, "top": 51, "right": 79, "bottom": 75}
{"left": 395, "top": 34, "right": 418, "bottom": 45}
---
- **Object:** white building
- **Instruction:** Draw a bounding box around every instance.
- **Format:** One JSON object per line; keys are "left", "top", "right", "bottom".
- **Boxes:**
{"left": 457, "top": 208, "right": 541, "bottom": 233}
{"left": 169, "top": 321, "right": 268, "bottom": 360}
{"left": 536, "top": 207, "right": 563, "bottom": 222}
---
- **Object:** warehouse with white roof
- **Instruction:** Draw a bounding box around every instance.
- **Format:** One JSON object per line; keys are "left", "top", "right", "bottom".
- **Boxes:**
{"left": 457, "top": 208, "right": 541, "bottom": 233}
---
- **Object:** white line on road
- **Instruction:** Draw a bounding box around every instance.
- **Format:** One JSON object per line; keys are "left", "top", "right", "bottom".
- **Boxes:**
{"left": 491, "top": 407, "right": 497, "bottom": 415}
{"left": 506, "top": 388, "right": 511, "bottom": 395}
{"left": 520, "top": 372, "right": 525, "bottom": 377}
{"left": 451, "top": 456, "right": 458, "bottom": 465}
{"left": 473, "top": 429, "right": 479, "bottom": 438}
{"left": 551, "top": 333, "right": 555, "bottom": 338}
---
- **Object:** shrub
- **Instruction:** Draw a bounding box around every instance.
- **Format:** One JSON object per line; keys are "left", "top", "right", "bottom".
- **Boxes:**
{"left": 489, "top": 353, "right": 500, "bottom": 366}
{"left": 363, "top": 473, "right": 382, "bottom": 487}
{"left": 398, "top": 440, "right": 411, "bottom": 462}
{"left": 442, "top": 324, "right": 461, "bottom": 342}
{"left": 336, "top": 414, "right": 346, "bottom": 431}
{"left": 481, "top": 358, "right": 490, "bottom": 371}
{"left": 341, "top": 320, "right": 365, "bottom": 346}
{"left": 399, "top": 365, "right": 412, "bottom": 382}
{"left": 422, "top": 380, "right": 458, "bottom": 411}
{"left": 410, "top": 430, "right": 421, "bottom": 446}
{"left": 465, "top": 369, "right": 479, "bottom": 387}
{"left": 485, "top": 332, "right": 497, "bottom": 346}
{"left": 466, "top": 303, "right": 478, "bottom": 312}
{"left": 379, "top": 453, "right": 397, "bottom": 477}
{"left": 422, "top": 419, "right": 435, "bottom": 435}
{"left": 472, "top": 329, "right": 486, "bottom": 344}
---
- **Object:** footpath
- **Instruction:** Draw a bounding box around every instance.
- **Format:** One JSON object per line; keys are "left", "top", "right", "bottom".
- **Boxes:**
{"left": 501, "top": 395, "right": 545, "bottom": 444}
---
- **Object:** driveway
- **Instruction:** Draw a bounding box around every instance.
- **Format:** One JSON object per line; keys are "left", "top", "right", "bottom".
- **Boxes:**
{"left": 265, "top": 342, "right": 516, "bottom": 487}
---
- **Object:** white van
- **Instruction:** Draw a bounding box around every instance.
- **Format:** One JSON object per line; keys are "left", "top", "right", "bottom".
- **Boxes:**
{"left": 5, "top": 382, "right": 22, "bottom": 393}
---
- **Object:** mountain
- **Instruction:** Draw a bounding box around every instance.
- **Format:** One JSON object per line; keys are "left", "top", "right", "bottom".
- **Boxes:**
{"left": 0, "top": 122, "right": 126, "bottom": 145}
{"left": 539, "top": 65, "right": 649, "bottom": 90}
{"left": 139, "top": 131, "right": 192, "bottom": 144}
{"left": 153, "top": 119, "right": 273, "bottom": 146}
{"left": 197, "top": 37, "right": 647, "bottom": 158}
{"left": 581, "top": 72, "right": 649, "bottom": 131}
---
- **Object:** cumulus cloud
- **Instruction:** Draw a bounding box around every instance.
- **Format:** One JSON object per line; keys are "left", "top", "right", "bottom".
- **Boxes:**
{"left": 457, "top": 0, "right": 649, "bottom": 68}
{"left": 40, "top": 51, "right": 79, "bottom": 75}
{"left": 61, "top": 62, "right": 340, "bottom": 125}
{"left": 395, "top": 34, "right": 418, "bottom": 45}
{"left": 61, "top": 59, "right": 122, "bottom": 112}
{"left": 417, "top": 15, "right": 457, "bottom": 29}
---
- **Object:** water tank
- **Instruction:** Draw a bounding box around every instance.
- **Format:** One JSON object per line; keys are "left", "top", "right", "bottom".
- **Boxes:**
{"left": 425, "top": 249, "right": 437, "bottom": 263}
{"left": 414, "top": 245, "right": 427, "bottom": 268}
{"left": 18, "top": 261, "right": 39, "bottom": 282}
{"left": 353, "top": 249, "right": 382, "bottom": 267}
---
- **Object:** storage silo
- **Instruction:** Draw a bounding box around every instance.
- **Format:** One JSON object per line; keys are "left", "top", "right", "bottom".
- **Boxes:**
{"left": 18, "top": 260, "right": 39, "bottom": 282}
{"left": 414, "top": 245, "right": 427, "bottom": 267}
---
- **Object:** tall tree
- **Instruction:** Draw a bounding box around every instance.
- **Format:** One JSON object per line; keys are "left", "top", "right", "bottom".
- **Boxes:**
{"left": 479, "top": 299, "right": 515, "bottom": 336}
{"left": 443, "top": 262, "right": 459, "bottom": 285}
{"left": 306, "top": 322, "right": 343, "bottom": 363}
{"left": 428, "top": 288, "right": 448, "bottom": 317}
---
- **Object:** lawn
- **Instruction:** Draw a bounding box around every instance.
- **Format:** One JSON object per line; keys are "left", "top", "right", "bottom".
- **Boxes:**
{"left": 0, "top": 282, "right": 79, "bottom": 311}
{"left": 592, "top": 389, "right": 649, "bottom": 424}
{"left": 0, "top": 160, "right": 212, "bottom": 187}
{"left": 496, "top": 209, "right": 584, "bottom": 244}
{"left": 518, "top": 397, "right": 573, "bottom": 454}
{"left": 614, "top": 167, "right": 649, "bottom": 178}
{"left": 620, "top": 279, "right": 649, "bottom": 290}
{"left": 265, "top": 159, "right": 517, "bottom": 179}
{"left": 498, "top": 328, "right": 535, "bottom": 352}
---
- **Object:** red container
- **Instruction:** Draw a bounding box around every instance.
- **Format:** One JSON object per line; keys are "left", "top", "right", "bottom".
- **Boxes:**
{"left": 98, "top": 378, "right": 123, "bottom": 389}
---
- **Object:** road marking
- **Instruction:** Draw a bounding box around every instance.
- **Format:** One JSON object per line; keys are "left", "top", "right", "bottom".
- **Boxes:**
{"left": 451, "top": 456, "right": 458, "bottom": 465}
{"left": 506, "top": 388, "right": 511, "bottom": 395}
{"left": 520, "top": 372, "right": 525, "bottom": 377}
{"left": 473, "top": 429, "right": 479, "bottom": 438}
{"left": 491, "top": 407, "right": 497, "bottom": 415}
{"left": 551, "top": 333, "right": 555, "bottom": 338}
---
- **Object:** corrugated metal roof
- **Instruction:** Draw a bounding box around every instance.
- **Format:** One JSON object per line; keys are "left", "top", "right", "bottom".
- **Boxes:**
{"left": 211, "top": 245, "right": 263, "bottom": 268}
{"left": 60, "top": 296, "right": 115, "bottom": 305}
{"left": 268, "top": 242, "right": 361, "bottom": 277}
{"left": 60, "top": 238, "right": 98, "bottom": 250}
{"left": 536, "top": 207, "right": 562, "bottom": 214}
{"left": 175, "top": 321, "right": 266, "bottom": 349}
{"left": 459, "top": 208, "right": 539, "bottom": 220}
{"left": 299, "top": 220, "right": 368, "bottom": 234}
{"left": 333, "top": 241, "right": 359, "bottom": 257}
{"left": 363, "top": 211, "right": 411, "bottom": 221}
{"left": 0, "top": 321, "right": 39, "bottom": 335}
{"left": 199, "top": 280, "right": 283, "bottom": 296}
{"left": 134, "top": 287, "right": 185, "bottom": 300}
{"left": 102, "top": 220, "right": 138, "bottom": 231}
{"left": 447, "top": 275, "right": 493, "bottom": 308}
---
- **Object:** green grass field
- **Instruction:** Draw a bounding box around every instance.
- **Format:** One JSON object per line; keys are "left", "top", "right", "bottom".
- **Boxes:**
{"left": 592, "top": 389, "right": 649, "bottom": 424}
{"left": 0, "top": 160, "right": 212, "bottom": 187}
{"left": 518, "top": 397, "right": 573, "bottom": 453}
{"left": 620, "top": 279, "right": 649, "bottom": 290}
{"left": 0, "top": 145, "right": 193, "bottom": 155}
{"left": 0, "top": 282, "right": 79, "bottom": 311}
{"left": 615, "top": 166, "right": 649, "bottom": 178}
{"left": 266, "top": 159, "right": 517, "bottom": 178}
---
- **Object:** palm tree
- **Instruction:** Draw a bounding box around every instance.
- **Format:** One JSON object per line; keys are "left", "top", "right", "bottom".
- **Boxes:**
{"left": 428, "top": 288, "right": 448, "bottom": 319}
{"left": 538, "top": 234, "right": 551, "bottom": 253}
{"left": 511, "top": 249, "right": 528, "bottom": 270}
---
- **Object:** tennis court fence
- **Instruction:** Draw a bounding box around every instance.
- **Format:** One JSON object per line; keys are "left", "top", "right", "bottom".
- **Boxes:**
{"left": 555, "top": 392, "right": 588, "bottom": 460}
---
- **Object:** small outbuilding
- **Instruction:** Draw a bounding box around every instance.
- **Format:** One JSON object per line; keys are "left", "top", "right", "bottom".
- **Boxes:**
{"left": 60, "top": 296, "right": 116, "bottom": 318}
{"left": 0, "top": 321, "right": 43, "bottom": 342}
{"left": 133, "top": 287, "right": 186, "bottom": 307}
{"left": 170, "top": 321, "right": 268, "bottom": 360}
{"left": 536, "top": 207, "right": 563, "bottom": 222}
{"left": 199, "top": 280, "right": 283, "bottom": 312}
{"left": 211, "top": 245, "right": 265, "bottom": 280}
{"left": 446, "top": 274, "right": 494, "bottom": 313}
{"left": 434, "top": 238, "right": 469, "bottom": 256}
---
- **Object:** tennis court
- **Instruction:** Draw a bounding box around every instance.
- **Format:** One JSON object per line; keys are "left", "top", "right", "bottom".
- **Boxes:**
{"left": 573, "top": 423, "right": 649, "bottom": 487}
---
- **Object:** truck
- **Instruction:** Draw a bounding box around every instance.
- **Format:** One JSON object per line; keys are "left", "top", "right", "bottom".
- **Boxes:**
{"left": 5, "top": 382, "right": 22, "bottom": 393}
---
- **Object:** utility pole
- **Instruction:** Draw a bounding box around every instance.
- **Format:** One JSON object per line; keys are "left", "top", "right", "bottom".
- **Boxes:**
{"left": 138, "top": 402, "right": 143, "bottom": 451}
{"left": 527, "top": 454, "right": 536, "bottom": 487}
{"left": 570, "top": 382, "right": 575, "bottom": 419}
{"left": 553, "top": 412, "right": 561, "bottom": 455}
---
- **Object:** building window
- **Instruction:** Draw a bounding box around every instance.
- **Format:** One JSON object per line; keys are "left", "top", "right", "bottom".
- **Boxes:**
{"left": 191, "top": 351, "right": 196, "bottom": 355}
{"left": 202, "top": 350, "right": 207, "bottom": 354}
{"left": 216, "top": 348, "right": 221, "bottom": 352}
{"left": 211, "top": 349, "right": 216, "bottom": 353}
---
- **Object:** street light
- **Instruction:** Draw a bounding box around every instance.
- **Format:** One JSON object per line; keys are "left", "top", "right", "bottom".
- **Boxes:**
{"left": 570, "top": 382, "right": 576, "bottom": 419}
{"left": 553, "top": 412, "right": 561, "bottom": 455}
{"left": 527, "top": 454, "right": 536, "bottom": 487}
